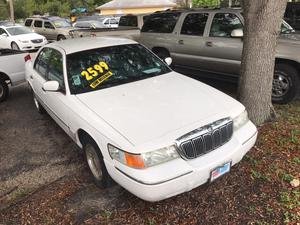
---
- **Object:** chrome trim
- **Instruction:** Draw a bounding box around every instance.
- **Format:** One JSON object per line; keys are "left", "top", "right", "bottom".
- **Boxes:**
{"left": 116, "top": 167, "right": 192, "bottom": 185}
{"left": 175, "top": 118, "right": 233, "bottom": 160}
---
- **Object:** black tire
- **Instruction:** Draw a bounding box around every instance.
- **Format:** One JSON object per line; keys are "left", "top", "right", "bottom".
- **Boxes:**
{"left": 272, "top": 64, "right": 300, "bottom": 104}
{"left": 11, "top": 42, "right": 20, "bottom": 50}
{"left": 0, "top": 78, "right": 9, "bottom": 102}
{"left": 152, "top": 48, "right": 170, "bottom": 61}
{"left": 83, "top": 137, "right": 114, "bottom": 188}
{"left": 33, "top": 94, "right": 45, "bottom": 114}
{"left": 57, "top": 35, "right": 66, "bottom": 41}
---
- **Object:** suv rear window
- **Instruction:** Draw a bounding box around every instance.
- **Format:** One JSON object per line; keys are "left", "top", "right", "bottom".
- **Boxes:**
{"left": 181, "top": 13, "right": 209, "bottom": 36}
{"left": 34, "top": 20, "right": 43, "bottom": 28}
{"left": 119, "top": 16, "right": 138, "bottom": 27}
{"left": 25, "top": 19, "right": 32, "bottom": 27}
{"left": 141, "top": 12, "right": 181, "bottom": 33}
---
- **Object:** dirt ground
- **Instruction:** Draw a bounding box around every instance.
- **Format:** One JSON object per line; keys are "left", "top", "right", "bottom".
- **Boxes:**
{"left": 0, "top": 80, "right": 299, "bottom": 225}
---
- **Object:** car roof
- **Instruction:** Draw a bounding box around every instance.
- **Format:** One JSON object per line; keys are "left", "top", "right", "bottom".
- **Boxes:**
{"left": 0, "top": 25, "right": 23, "bottom": 29}
{"left": 48, "top": 37, "right": 137, "bottom": 54}
{"left": 152, "top": 8, "right": 242, "bottom": 14}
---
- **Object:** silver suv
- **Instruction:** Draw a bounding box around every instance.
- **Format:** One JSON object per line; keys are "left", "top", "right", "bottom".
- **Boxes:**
{"left": 24, "top": 16, "right": 74, "bottom": 41}
{"left": 140, "top": 9, "right": 300, "bottom": 104}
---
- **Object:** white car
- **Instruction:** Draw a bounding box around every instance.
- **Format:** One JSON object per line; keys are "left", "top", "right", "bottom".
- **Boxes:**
{"left": 25, "top": 37, "right": 257, "bottom": 202}
{"left": 0, "top": 48, "right": 27, "bottom": 102}
{"left": 0, "top": 25, "right": 47, "bottom": 51}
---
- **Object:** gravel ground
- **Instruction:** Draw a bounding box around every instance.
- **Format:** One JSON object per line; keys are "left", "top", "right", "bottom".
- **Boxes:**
{"left": 0, "top": 84, "right": 83, "bottom": 208}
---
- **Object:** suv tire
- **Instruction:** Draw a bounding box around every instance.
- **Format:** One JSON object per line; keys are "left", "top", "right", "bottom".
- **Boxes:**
{"left": 272, "top": 64, "right": 300, "bottom": 104}
{"left": 57, "top": 35, "right": 66, "bottom": 41}
{"left": 0, "top": 78, "right": 9, "bottom": 102}
{"left": 83, "top": 137, "right": 114, "bottom": 188}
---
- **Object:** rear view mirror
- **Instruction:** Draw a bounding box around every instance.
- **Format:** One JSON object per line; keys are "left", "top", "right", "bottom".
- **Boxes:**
{"left": 231, "top": 29, "right": 243, "bottom": 38}
{"left": 164, "top": 57, "right": 172, "bottom": 66}
{"left": 42, "top": 81, "right": 60, "bottom": 92}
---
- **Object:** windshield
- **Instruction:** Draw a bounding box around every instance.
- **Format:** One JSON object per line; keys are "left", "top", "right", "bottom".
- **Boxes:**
{"left": 67, "top": 44, "right": 171, "bottom": 94}
{"left": 6, "top": 26, "right": 33, "bottom": 35}
{"left": 53, "top": 20, "right": 71, "bottom": 28}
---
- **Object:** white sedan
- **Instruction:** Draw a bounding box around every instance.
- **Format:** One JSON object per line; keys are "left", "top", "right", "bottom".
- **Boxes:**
{"left": 25, "top": 37, "right": 257, "bottom": 202}
{"left": 0, "top": 25, "right": 47, "bottom": 51}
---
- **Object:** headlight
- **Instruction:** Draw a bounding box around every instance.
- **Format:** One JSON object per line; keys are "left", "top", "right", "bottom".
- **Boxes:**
{"left": 233, "top": 110, "right": 249, "bottom": 131}
{"left": 108, "top": 144, "right": 179, "bottom": 169}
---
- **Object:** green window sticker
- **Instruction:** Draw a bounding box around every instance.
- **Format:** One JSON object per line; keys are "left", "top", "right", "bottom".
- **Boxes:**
{"left": 72, "top": 75, "right": 81, "bottom": 86}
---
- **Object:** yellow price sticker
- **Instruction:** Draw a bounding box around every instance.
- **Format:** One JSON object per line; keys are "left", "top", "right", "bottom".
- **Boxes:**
{"left": 90, "top": 71, "right": 113, "bottom": 89}
{"left": 81, "top": 61, "right": 109, "bottom": 81}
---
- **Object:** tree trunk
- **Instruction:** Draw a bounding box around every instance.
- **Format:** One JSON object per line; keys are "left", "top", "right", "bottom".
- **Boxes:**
{"left": 238, "top": 0, "right": 287, "bottom": 125}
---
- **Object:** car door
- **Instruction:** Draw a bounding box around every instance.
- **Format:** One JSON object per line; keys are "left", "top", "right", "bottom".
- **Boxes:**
{"left": 33, "top": 20, "right": 44, "bottom": 36}
{"left": 0, "top": 28, "right": 11, "bottom": 48}
{"left": 43, "top": 21, "right": 56, "bottom": 40}
{"left": 203, "top": 12, "right": 244, "bottom": 76}
{"left": 172, "top": 12, "right": 210, "bottom": 69}
{"left": 32, "top": 47, "right": 72, "bottom": 135}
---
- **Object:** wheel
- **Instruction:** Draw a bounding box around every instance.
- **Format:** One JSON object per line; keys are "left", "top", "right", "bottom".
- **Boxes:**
{"left": 272, "top": 64, "right": 300, "bottom": 104}
{"left": 11, "top": 42, "right": 20, "bottom": 50}
{"left": 152, "top": 48, "right": 170, "bottom": 60}
{"left": 83, "top": 137, "right": 114, "bottom": 188}
{"left": 33, "top": 94, "right": 45, "bottom": 114}
{"left": 57, "top": 35, "right": 66, "bottom": 41}
{"left": 0, "top": 79, "right": 9, "bottom": 102}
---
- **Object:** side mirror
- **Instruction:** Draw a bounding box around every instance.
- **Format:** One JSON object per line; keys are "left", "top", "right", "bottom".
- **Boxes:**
{"left": 1, "top": 33, "right": 8, "bottom": 37}
{"left": 231, "top": 29, "right": 243, "bottom": 38}
{"left": 164, "top": 57, "right": 172, "bottom": 66}
{"left": 42, "top": 81, "right": 60, "bottom": 92}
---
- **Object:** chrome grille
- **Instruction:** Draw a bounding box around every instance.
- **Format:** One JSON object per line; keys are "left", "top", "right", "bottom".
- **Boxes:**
{"left": 176, "top": 118, "right": 233, "bottom": 159}
{"left": 31, "top": 39, "right": 43, "bottom": 43}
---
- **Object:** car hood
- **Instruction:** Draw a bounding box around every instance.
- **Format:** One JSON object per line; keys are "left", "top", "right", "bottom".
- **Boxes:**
{"left": 13, "top": 32, "right": 44, "bottom": 40}
{"left": 75, "top": 72, "right": 243, "bottom": 147}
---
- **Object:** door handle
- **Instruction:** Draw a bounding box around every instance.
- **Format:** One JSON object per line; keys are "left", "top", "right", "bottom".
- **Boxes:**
{"left": 178, "top": 40, "right": 184, "bottom": 45}
{"left": 30, "top": 75, "right": 33, "bottom": 79}
{"left": 206, "top": 41, "right": 213, "bottom": 47}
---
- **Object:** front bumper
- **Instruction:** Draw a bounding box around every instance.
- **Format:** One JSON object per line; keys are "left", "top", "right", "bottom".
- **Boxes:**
{"left": 105, "top": 120, "right": 257, "bottom": 202}
{"left": 18, "top": 41, "right": 47, "bottom": 51}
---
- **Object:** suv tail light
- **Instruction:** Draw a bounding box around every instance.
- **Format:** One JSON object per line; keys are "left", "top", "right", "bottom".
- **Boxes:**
{"left": 24, "top": 54, "right": 31, "bottom": 62}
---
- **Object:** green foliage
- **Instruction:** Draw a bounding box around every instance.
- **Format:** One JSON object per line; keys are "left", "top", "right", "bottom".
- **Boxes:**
{"left": 192, "top": 0, "right": 221, "bottom": 8}
{"left": 1, "top": 0, "right": 110, "bottom": 20}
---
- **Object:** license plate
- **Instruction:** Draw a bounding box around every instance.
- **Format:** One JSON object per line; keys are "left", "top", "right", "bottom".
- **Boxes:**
{"left": 210, "top": 162, "right": 231, "bottom": 182}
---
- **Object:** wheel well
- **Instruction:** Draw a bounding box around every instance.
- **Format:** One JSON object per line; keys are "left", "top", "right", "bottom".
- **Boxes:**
{"left": 0, "top": 72, "right": 11, "bottom": 83}
{"left": 275, "top": 58, "right": 300, "bottom": 76}
{"left": 78, "top": 129, "right": 94, "bottom": 146}
{"left": 57, "top": 34, "right": 65, "bottom": 40}
{"left": 152, "top": 47, "right": 170, "bottom": 56}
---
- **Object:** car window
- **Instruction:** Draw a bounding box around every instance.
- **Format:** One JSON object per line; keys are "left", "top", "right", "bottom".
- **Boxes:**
{"left": 141, "top": 12, "right": 181, "bottom": 33}
{"left": 66, "top": 44, "right": 171, "bottom": 95}
{"left": 104, "top": 19, "right": 109, "bottom": 25}
{"left": 34, "top": 48, "right": 52, "bottom": 79}
{"left": 0, "top": 28, "right": 8, "bottom": 35}
{"left": 210, "top": 13, "right": 243, "bottom": 38}
{"left": 25, "top": 19, "right": 32, "bottom": 27}
{"left": 34, "top": 20, "right": 43, "bottom": 28}
{"left": 48, "top": 50, "right": 65, "bottom": 88}
{"left": 181, "top": 13, "right": 209, "bottom": 36}
{"left": 110, "top": 19, "right": 118, "bottom": 24}
{"left": 44, "top": 22, "right": 55, "bottom": 29}
{"left": 119, "top": 16, "right": 138, "bottom": 27}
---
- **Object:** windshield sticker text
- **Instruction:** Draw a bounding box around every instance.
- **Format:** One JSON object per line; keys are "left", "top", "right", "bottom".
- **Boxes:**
{"left": 90, "top": 71, "right": 113, "bottom": 89}
{"left": 81, "top": 61, "right": 109, "bottom": 81}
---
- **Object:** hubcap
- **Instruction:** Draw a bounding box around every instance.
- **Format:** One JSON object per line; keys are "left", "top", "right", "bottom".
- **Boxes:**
{"left": 0, "top": 84, "right": 3, "bottom": 98}
{"left": 86, "top": 144, "right": 103, "bottom": 180}
{"left": 33, "top": 96, "right": 40, "bottom": 110}
{"left": 272, "top": 72, "right": 290, "bottom": 98}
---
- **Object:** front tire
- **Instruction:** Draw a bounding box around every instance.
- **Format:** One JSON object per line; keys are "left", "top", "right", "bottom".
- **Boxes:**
{"left": 0, "top": 79, "right": 9, "bottom": 102}
{"left": 57, "top": 35, "right": 66, "bottom": 41}
{"left": 33, "top": 94, "right": 45, "bottom": 114}
{"left": 11, "top": 42, "right": 20, "bottom": 50}
{"left": 272, "top": 64, "right": 300, "bottom": 104}
{"left": 83, "top": 137, "right": 114, "bottom": 188}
